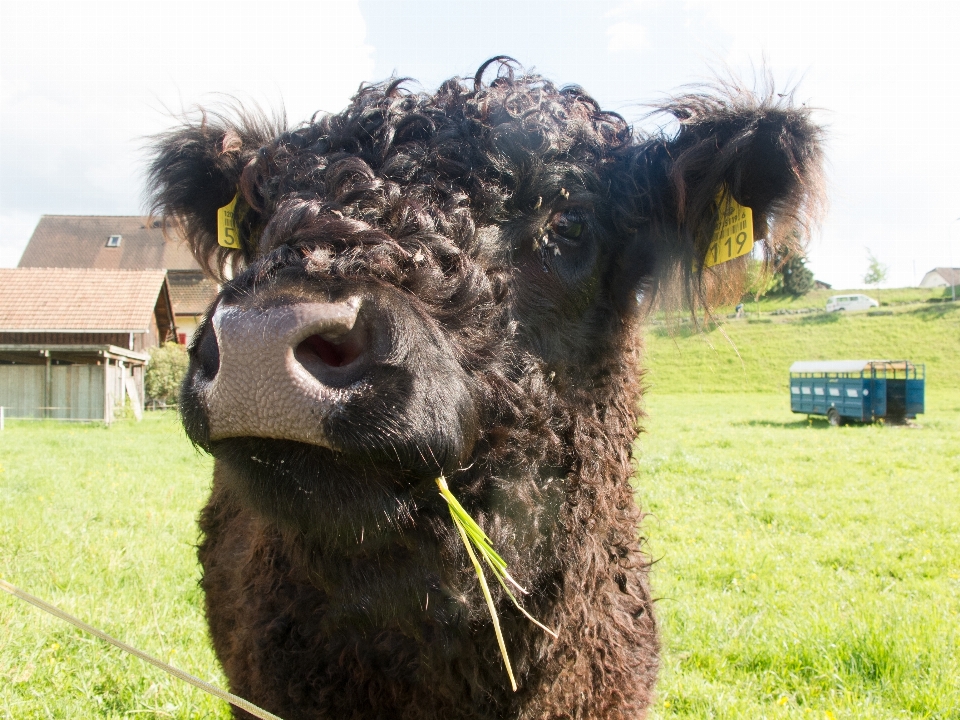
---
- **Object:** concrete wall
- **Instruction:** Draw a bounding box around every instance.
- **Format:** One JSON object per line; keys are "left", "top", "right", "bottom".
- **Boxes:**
{"left": 919, "top": 271, "right": 948, "bottom": 288}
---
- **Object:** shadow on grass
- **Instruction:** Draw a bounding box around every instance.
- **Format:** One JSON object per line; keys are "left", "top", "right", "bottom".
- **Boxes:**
{"left": 735, "top": 417, "right": 894, "bottom": 430}
{"left": 732, "top": 417, "right": 834, "bottom": 429}
{"left": 797, "top": 311, "right": 843, "bottom": 325}
{"left": 908, "top": 302, "right": 960, "bottom": 320}
{"left": 648, "top": 322, "right": 725, "bottom": 339}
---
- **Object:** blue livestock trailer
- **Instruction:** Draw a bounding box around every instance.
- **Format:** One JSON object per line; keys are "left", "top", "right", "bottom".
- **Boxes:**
{"left": 789, "top": 360, "right": 925, "bottom": 425}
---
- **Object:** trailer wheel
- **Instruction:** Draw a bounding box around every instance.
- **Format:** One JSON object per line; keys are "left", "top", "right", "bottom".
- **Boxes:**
{"left": 827, "top": 408, "right": 842, "bottom": 427}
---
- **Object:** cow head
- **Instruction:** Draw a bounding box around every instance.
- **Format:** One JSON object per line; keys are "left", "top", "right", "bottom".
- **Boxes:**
{"left": 148, "top": 62, "right": 822, "bottom": 631}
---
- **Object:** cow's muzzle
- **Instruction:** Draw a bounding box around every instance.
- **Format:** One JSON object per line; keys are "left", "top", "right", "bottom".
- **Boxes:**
{"left": 203, "top": 298, "right": 365, "bottom": 447}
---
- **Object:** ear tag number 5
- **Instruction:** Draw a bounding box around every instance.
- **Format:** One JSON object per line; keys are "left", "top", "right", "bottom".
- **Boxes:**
{"left": 217, "top": 194, "right": 241, "bottom": 249}
{"left": 705, "top": 187, "right": 753, "bottom": 267}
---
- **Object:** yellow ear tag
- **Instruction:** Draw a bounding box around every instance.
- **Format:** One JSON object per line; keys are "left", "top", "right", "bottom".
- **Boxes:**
{"left": 217, "top": 194, "right": 241, "bottom": 249}
{"left": 704, "top": 187, "right": 753, "bottom": 267}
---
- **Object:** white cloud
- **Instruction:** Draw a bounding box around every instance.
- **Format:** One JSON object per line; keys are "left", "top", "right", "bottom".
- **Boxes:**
{"left": 4, "top": 0, "right": 960, "bottom": 288}
{"left": 0, "top": 212, "right": 41, "bottom": 268}
{"left": 0, "top": 0, "right": 374, "bottom": 264}
{"left": 678, "top": 0, "right": 960, "bottom": 287}
{"left": 595, "top": 0, "right": 960, "bottom": 287}
{"left": 607, "top": 21, "right": 647, "bottom": 54}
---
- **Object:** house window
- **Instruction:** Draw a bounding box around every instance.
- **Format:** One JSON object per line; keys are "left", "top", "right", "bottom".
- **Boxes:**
{"left": 106, "top": 235, "right": 122, "bottom": 247}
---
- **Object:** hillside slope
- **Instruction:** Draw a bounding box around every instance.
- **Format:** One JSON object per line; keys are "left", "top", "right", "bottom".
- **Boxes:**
{"left": 642, "top": 302, "right": 959, "bottom": 394}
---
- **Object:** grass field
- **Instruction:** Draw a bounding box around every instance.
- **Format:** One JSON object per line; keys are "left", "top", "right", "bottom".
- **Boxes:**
{"left": 1, "top": 305, "right": 958, "bottom": 718}
{"left": 637, "top": 392, "right": 960, "bottom": 719}
{"left": 0, "top": 415, "right": 225, "bottom": 719}
{"left": 645, "top": 301, "right": 960, "bottom": 394}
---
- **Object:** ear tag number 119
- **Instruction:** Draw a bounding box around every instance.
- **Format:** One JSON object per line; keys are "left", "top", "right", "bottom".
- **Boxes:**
{"left": 705, "top": 188, "right": 753, "bottom": 267}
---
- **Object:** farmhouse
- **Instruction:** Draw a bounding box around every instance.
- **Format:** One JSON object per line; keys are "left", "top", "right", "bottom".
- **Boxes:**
{"left": 0, "top": 268, "right": 175, "bottom": 422}
{"left": 919, "top": 267, "right": 960, "bottom": 288}
{"left": 17, "top": 215, "right": 218, "bottom": 343}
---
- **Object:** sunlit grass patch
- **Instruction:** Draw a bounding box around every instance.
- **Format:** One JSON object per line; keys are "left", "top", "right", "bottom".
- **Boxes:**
{"left": 2, "top": 388, "right": 958, "bottom": 717}
{"left": 644, "top": 298, "right": 960, "bottom": 393}
{"left": 0, "top": 413, "right": 226, "bottom": 719}
{"left": 637, "top": 392, "right": 960, "bottom": 719}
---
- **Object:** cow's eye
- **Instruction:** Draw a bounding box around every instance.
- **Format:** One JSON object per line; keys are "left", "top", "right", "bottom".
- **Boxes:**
{"left": 550, "top": 211, "right": 585, "bottom": 240}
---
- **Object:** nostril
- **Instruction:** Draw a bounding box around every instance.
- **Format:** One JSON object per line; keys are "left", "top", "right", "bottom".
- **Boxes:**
{"left": 210, "top": 298, "right": 365, "bottom": 397}
{"left": 297, "top": 332, "right": 365, "bottom": 369}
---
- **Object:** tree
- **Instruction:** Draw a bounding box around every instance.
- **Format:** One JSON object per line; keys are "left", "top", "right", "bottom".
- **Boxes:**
{"left": 863, "top": 248, "right": 888, "bottom": 288}
{"left": 778, "top": 251, "right": 815, "bottom": 296}
{"left": 745, "top": 245, "right": 815, "bottom": 298}
{"left": 743, "top": 257, "right": 777, "bottom": 297}
{"left": 145, "top": 341, "right": 189, "bottom": 405}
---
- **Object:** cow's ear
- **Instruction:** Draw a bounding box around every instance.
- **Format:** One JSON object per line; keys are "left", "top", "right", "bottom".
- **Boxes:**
{"left": 146, "top": 110, "right": 282, "bottom": 280}
{"left": 622, "top": 84, "right": 825, "bottom": 310}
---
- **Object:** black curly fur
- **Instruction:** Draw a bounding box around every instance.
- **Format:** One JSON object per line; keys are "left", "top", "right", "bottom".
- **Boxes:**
{"left": 147, "top": 60, "right": 824, "bottom": 720}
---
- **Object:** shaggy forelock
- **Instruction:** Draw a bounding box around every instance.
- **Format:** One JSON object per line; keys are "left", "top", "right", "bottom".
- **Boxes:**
{"left": 231, "top": 64, "right": 631, "bottom": 258}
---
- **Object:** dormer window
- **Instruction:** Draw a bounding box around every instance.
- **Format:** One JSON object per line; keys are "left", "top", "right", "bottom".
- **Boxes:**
{"left": 106, "top": 235, "right": 122, "bottom": 248}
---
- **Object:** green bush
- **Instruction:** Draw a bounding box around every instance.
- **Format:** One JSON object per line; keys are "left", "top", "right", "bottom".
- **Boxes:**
{"left": 145, "top": 341, "right": 189, "bottom": 404}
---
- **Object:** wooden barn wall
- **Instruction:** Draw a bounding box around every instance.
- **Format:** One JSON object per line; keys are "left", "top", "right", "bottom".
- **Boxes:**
{"left": 50, "top": 366, "right": 106, "bottom": 420}
{"left": 140, "top": 318, "right": 159, "bottom": 351}
{"left": 107, "top": 362, "right": 122, "bottom": 423}
{"left": 0, "top": 365, "right": 106, "bottom": 420}
{"left": 0, "top": 366, "right": 44, "bottom": 418}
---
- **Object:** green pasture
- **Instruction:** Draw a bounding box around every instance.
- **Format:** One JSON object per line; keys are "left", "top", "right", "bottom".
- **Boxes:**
{"left": 1, "top": 304, "right": 957, "bottom": 718}
{"left": 714, "top": 284, "right": 956, "bottom": 315}
{"left": 645, "top": 300, "right": 960, "bottom": 394}
{"left": 0, "top": 415, "right": 225, "bottom": 719}
{"left": 637, "top": 391, "right": 960, "bottom": 719}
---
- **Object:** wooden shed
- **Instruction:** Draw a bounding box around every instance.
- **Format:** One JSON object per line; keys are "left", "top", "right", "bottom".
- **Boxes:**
{"left": 0, "top": 268, "right": 176, "bottom": 422}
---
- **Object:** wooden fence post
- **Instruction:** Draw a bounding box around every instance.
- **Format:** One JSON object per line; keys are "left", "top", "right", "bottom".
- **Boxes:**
{"left": 43, "top": 351, "right": 51, "bottom": 419}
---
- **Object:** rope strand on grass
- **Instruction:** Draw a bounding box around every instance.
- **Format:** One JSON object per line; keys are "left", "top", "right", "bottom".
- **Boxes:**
{"left": 0, "top": 578, "right": 284, "bottom": 720}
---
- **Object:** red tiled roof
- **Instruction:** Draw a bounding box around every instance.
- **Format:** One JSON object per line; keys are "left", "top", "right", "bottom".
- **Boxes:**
{"left": 0, "top": 269, "right": 168, "bottom": 331}
{"left": 17, "top": 215, "right": 200, "bottom": 271}
{"left": 168, "top": 271, "right": 220, "bottom": 315}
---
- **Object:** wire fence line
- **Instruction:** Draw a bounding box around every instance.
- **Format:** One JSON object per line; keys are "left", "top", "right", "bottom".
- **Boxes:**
{"left": 0, "top": 578, "right": 284, "bottom": 720}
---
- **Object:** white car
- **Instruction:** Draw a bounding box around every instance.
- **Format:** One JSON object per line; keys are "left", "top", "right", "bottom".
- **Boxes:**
{"left": 825, "top": 294, "right": 880, "bottom": 312}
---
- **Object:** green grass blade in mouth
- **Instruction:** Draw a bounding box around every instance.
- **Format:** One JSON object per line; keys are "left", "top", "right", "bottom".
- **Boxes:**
{"left": 436, "top": 476, "right": 558, "bottom": 691}
{"left": 450, "top": 501, "right": 517, "bottom": 691}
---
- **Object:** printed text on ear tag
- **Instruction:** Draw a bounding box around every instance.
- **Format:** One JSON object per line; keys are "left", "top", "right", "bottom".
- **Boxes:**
{"left": 705, "top": 188, "right": 753, "bottom": 267}
{"left": 217, "top": 194, "right": 241, "bottom": 249}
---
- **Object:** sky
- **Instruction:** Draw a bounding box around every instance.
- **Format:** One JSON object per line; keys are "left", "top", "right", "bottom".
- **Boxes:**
{"left": 2, "top": 0, "right": 959, "bottom": 289}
